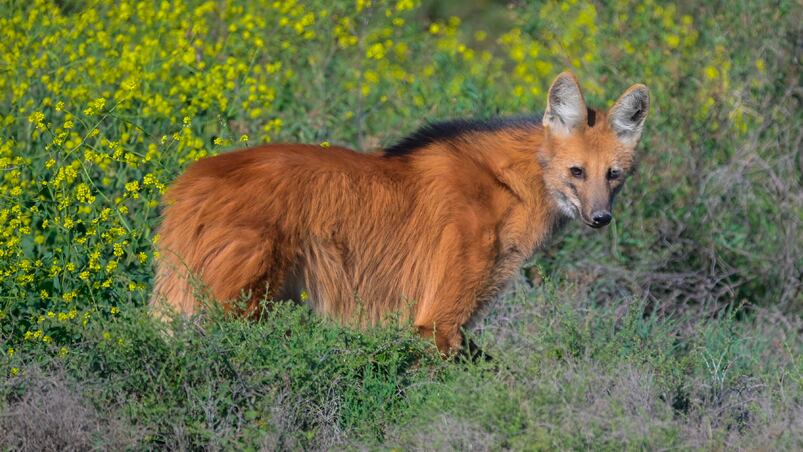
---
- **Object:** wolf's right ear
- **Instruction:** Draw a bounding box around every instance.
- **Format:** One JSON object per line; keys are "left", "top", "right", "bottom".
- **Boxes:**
{"left": 543, "top": 72, "right": 588, "bottom": 135}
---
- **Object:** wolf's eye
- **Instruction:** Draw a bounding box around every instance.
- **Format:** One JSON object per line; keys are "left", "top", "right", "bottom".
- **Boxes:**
{"left": 569, "top": 166, "right": 584, "bottom": 178}
{"left": 607, "top": 168, "right": 622, "bottom": 180}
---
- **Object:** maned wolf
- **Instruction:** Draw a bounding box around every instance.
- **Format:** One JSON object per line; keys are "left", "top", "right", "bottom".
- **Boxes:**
{"left": 151, "top": 72, "right": 649, "bottom": 354}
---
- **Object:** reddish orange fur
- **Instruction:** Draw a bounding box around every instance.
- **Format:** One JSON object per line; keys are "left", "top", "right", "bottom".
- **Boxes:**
{"left": 151, "top": 73, "right": 649, "bottom": 354}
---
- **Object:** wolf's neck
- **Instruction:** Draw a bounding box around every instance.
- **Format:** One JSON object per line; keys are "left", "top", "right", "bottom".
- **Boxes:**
{"left": 439, "top": 127, "right": 570, "bottom": 247}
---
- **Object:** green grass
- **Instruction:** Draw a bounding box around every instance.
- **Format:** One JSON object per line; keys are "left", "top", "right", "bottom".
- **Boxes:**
{"left": 2, "top": 279, "right": 801, "bottom": 449}
{"left": 1, "top": 0, "right": 801, "bottom": 449}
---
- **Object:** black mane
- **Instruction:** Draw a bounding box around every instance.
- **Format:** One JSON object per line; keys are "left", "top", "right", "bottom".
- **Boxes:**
{"left": 383, "top": 115, "right": 544, "bottom": 157}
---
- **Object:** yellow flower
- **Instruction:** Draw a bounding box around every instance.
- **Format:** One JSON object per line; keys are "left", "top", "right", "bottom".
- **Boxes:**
{"left": 395, "top": 0, "right": 415, "bottom": 11}
{"left": 366, "top": 43, "right": 386, "bottom": 59}
{"left": 666, "top": 34, "right": 680, "bottom": 49}
{"left": 10, "top": 367, "right": 19, "bottom": 376}
{"left": 92, "top": 97, "right": 106, "bottom": 111}
{"left": 75, "top": 183, "right": 95, "bottom": 204}
{"left": 28, "top": 111, "right": 46, "bottom": 130}
{"left": 125, "top": 180, "right": 140, "bottom": 194}
{"left": 122, "top": 78, "right": 138, "bottom": 91}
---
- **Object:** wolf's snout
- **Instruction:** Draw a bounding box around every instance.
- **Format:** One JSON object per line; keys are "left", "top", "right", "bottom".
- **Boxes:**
{"left": 591, "top": 210, "right": 612, "bottom": 227}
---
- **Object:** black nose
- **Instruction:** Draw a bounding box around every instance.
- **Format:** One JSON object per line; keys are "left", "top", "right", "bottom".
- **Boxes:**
{"left": 591, "top": 211, "right": 612, "bottom": 226}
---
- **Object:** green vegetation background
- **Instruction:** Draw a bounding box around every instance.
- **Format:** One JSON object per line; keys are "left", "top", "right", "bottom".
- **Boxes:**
{"left": 0, "top": 0, "right": 800, "bottom": 449}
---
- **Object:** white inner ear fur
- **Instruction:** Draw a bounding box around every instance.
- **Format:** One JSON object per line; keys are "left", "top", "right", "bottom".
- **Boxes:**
{"left": 543, "top": 75, "right": 587, "bottom": 135}
{"left": 609, "top": 86, "right": 650, "bottom": 146}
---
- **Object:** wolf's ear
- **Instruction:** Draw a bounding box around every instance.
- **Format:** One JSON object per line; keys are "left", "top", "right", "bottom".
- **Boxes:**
{"left": 608, "top": 84, "right": 650, "bottom": 146}
{"left": 543, "top": 72, "right": 587, "bottom": 135}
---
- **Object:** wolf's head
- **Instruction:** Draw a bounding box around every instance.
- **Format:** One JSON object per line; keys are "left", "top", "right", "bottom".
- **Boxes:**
{"left": 539, "top": 72, "right": 649, "bottom": 228}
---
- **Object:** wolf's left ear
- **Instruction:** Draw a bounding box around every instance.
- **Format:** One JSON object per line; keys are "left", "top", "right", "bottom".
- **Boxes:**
{"left": 543, "top": 72, "right": 587, "bottom": 135}
{"left": 608, "top": 84, "right": 650, "bottom": 146}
